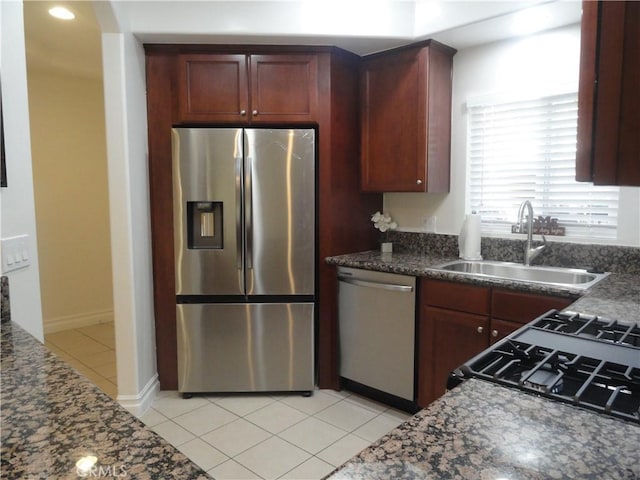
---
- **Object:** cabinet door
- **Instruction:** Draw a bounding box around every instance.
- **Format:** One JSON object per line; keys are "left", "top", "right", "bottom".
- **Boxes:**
{"left": 490, "top": 318, "right": 522, "bottom": 344}
{"left": 418, "top": 306, "right": 488, "bottom": 406}
{"left": 360, "top": 43, "right": 454, "bottom": 193}
{"left": 423, "top": 278, "right": 490, "bottom": 315}
{"left": 361, "top": 48, "right": 426, "bottom": 192}
{"left": 576, "top": 1, "right": 640, "bottom": 186}
{"left": 249, "top": 54, "right": 318, "bottom": 123}
{"left": 492, "top": 289, "right": 572, "bottom": 324}
{"left": 177, "top": 54, "right": 249, "bottom": 123}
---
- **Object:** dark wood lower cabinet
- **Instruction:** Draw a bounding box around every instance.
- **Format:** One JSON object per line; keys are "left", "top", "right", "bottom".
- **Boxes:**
{"left": 491, "top": 289, "right": 573, "bottom": 322}
{"left": 417, "top": 279, "right": 574, "bottom": 407}
{"left": 418, "top": 306, "right": 489, "bottom": 404}
{"left": 489, "top": 318, "right": 523, "bottom": 344}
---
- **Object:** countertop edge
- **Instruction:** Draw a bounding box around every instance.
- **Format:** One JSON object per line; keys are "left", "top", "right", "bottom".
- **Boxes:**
{"left": 326, "top": 251, "right": 640, "bottom": 323}
{"left": 0, "top": 321, "right": 210, "bottom": 479}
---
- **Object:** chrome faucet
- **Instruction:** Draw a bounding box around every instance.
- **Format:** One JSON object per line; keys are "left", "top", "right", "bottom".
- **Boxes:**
{"left": 517, "top": 200, "right": 547, "bottom": 266}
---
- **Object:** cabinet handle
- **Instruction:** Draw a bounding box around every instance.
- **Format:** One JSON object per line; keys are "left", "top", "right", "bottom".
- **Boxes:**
{"left": 416, "top": 179, "right": 423, "bottom": 185}
{"left": 240, "top": 110, "right": 247, "bottom": 116}
{"left": 477, "top": 326, "right": 484, "bottom": 333}
{"left": 252, "top": 110, "right": 259, "bottom": 116}
{"left": 491, "top": 329, "right": 498, "bottom": 337}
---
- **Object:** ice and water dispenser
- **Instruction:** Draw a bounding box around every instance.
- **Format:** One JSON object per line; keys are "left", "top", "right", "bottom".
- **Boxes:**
{"left": 187, "top": 201, "right": 223, "bottom": 249}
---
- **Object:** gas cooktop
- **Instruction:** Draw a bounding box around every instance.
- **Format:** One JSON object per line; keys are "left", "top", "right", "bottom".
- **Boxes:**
{"left": 451, "top": 310, "right": 640, "bottom": 424}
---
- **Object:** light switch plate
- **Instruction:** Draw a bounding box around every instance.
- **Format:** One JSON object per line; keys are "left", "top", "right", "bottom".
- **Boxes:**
{"left": 423, "top": 215, "right": 437, "bottom": 233}
{"left": 2, "top": 235, "right": 31, "bottom": 274}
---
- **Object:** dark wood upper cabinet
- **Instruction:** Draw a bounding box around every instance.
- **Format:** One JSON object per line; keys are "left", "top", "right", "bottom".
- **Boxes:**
{"left": 178, "top": 54, "right": 249, "bottom": 123}
{"left": 177, "top": 53, "right": 318, "bottom": 124}
{"left": 576, "top": 1, "right": 640, "bottom": 186}
{"left": 249, "top": 54, "right": 318, "bottom": 123}
{"left": 360, "top": 40, "right": 456, "bottom": 192}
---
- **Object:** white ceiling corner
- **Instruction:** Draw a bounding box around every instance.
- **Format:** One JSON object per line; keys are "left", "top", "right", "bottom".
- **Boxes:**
{"left": 23, "top": 0, "right": 582, "bottom": 79}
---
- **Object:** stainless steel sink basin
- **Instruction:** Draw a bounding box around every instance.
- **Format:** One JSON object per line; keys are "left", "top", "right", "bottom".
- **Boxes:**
{"left": 433, "top": 260, "right": 609, "bottom": 290}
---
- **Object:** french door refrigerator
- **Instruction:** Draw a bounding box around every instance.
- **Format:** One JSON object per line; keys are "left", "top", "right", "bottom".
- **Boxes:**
{"left": 172, "top": 128, "right": 315, "bottom": 395}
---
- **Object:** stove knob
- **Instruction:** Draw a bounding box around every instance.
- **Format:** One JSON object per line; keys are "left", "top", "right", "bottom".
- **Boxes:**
{"left": 477, "top": 326, "right": 484, "bottom": 333}
{"left": 491, "top": 329, "right": 498, "bottom": 337}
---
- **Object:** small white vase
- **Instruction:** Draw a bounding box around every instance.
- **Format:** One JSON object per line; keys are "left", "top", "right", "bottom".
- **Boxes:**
{"left": 380, "top": 242, "right": 393, "bottom": 253}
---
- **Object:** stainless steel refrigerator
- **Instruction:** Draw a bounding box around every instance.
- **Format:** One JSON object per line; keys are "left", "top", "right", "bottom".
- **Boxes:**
{"left": 172, "top": 128, "right": 315, "bottom": 395}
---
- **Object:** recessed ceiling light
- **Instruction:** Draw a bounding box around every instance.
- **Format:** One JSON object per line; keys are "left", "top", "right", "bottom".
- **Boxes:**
{"left": 48, "top": 6, "right": 75, "bottom": 20}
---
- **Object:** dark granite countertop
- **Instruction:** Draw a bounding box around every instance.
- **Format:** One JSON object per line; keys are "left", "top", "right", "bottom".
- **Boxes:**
{"left": 326, "top": 250, "right": 640, "bottom": 324}
{"left": 325, "top": 379, "right": 640, "bottom": 480}
{"left": 0, "top": 321, "right": 209, "bottom": 480}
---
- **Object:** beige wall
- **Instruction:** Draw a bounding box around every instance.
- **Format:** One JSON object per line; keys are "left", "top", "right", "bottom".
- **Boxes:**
{"left": 27, "top": 68, "right": 114, "bottom": 332}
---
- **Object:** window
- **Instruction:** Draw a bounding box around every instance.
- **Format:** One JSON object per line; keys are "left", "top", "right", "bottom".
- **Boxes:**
{"left": 467, "top": 91, "right": 619, "bottom": 240}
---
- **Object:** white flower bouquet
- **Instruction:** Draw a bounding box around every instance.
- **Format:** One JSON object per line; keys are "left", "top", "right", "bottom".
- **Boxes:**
{"left": 371, "top": 211, "right": 397, "bottom": 232}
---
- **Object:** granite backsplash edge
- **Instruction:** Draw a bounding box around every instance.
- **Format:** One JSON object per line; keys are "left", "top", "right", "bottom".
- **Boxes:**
{"left": 1, "top": 276, "right": 9, "bottom": 324}
{"left": 382, "top": 231, "right": 640, "bottom": 275}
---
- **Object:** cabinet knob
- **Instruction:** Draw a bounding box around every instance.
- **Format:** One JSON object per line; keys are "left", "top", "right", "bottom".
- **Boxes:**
{"left": 477, "top": 326, "right": 484, "bottom": 333}
{"left": 491, "top": 329, "right": 498, "bottom": 337}
{"left": 416, "top": 179, "right": 423, "bottom": 185}
{"left": 252, "top": 110, "right": 259, "bottom": 116}
{"left": 240, "top": 110, "right": 247, "bottom": 116}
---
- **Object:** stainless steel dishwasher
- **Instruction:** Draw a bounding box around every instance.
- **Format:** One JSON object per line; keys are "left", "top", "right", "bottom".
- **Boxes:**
{"left": 337, "top": 266, "right": 416, "bottom": 401}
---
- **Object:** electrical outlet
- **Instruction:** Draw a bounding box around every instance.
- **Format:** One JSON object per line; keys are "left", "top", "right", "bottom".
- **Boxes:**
{"left": 2, "top": 235, "right": 31, "bottom": 274}
{"left": 423, "top": 216, "right": 437, "bottom": 232}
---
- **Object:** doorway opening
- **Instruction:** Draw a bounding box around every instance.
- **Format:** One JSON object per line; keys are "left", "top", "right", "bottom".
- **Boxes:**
{"left": 23, "top": 0, "right": 116, "bottom": 398}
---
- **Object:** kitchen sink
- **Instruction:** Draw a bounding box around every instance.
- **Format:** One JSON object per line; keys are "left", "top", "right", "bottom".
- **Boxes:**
{"left": 433, "top": 260, "right": 609, "bottom": 290}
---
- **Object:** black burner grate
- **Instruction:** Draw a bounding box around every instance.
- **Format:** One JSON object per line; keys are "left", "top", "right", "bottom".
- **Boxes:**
{"left": 459, "top": 311, "right": 640, "bottom": 424}
{"left": 532, "top": 311, "right": 640, "bottom": 347}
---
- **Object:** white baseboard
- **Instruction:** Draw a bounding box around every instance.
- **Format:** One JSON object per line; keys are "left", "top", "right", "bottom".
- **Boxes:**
{"left": 44, "top": 309, "right": 114, "bottom": 334}
{"left": 117, "top": 374, "right": 160, "bottom": 417}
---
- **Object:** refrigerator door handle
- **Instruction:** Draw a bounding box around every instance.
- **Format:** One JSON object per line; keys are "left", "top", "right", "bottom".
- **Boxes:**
{"left": 245, "top": 155, "right": 254, "bottom": 269}
{"left": 235, "top": 153, "right": 244, "bottom": 271}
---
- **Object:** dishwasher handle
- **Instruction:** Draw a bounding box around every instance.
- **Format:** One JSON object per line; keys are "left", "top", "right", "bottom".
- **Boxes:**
{"left": 338, "top": 275, "right": 414, "bottom": 293}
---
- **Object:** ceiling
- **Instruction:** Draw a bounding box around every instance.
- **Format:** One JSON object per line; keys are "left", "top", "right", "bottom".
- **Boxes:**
{"left": 23, "top": 0, "right": 582, "bottom": 80}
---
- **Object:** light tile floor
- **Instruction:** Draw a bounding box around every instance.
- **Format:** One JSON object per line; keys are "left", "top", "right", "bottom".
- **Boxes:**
{"left": 45, "top": 325, "right": 413, "bottom": 479}
{"left": 139, "top": 389, "right": 411, "bottom": 480}
{"left": 44, "top": 323, "right": 118, "bottom": 399}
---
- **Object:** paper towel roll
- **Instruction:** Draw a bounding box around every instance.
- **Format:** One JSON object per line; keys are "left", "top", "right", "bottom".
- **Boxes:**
{"left": 459, "top": 213, "right": 483, "bottom": 260}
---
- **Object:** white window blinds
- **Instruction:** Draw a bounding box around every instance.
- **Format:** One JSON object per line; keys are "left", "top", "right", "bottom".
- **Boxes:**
{"left": 467, "top": 91, "right": 619, "bottom": 240}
